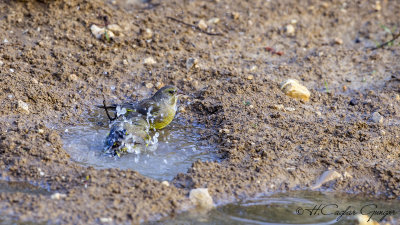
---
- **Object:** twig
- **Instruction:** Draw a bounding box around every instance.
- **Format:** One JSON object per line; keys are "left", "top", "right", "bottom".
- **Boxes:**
{"left": 102, "top": 97, "right": 116, "bottom": 121}
{"left": 166, "top": 16, "right": 223, "bottom": 36}
{"left": 372, "top": 32, "right": 400, "bottom": 50}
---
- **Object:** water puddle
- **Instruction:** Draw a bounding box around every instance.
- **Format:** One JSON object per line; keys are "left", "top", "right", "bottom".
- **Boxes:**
{"left": 148, "top": 191, "right": 400, "bottom": 225}
{"left": 62, "top": 110, "right": 218, "bottom": 181}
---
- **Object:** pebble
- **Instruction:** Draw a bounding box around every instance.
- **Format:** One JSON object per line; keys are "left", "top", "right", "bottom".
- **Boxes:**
{"left": 0, "top": 61, "right": 3, "bottom": 66}
{"left": 155, "top": 82, "right": 164, "bottom": 89}
{"left": 247, "top": 75, "right": 254, "bottom": 80}
{"left": 249, "top": 65, "right": 257, "bottom": 72}
{"left": 68, "top": 74, "right": 78, "bottom": 82}
{"left": 370, "top": 112, "right": 383, "bottom": 124}
{"left": 207, "top": 17, "right": 220, "bottom": 24}
{"left": 311, "top": 169, "right": 342, "bottom": 190}
{"left": 122, "top": 59, "right": 128, "bottom": 65}
{"left": 334, "top": 37, "right": 343, "bottom": 45}
{"left": 9, "top": 68, "right": 14, "bottom": 73}
{"left": 349, "top": 98, "right": 358, "bottom": 106}
{"left": 90, "top": 24, "right": 115, "bottom": 40}
{"left": 106, "top": 24, "right": 123, "bottom": 34}
{"left": 38, "top": 129, "right": 44, "bottom": 134}
{"left": 356, "top": 214, "right": 379, "bottom": 225}
{"left": 285, "top": 24, "right": 295, "bottom": 36}
{"left": 143, "top": 57, "right": 156, "bottom": 65}
{"left": 141, "top": 28, "right": 153, "bottom": 39}
{"left": 231, "top": 12, "right": 240, "bottom": 20}
{"left": 186, "top": 58, "right": 198, "bottom": 70}
{"left": 189, "top": 188, "right": 214, "bottom": 210}
{"left": 99, "top": 217, "right": 113, "bottom": 223}
{"left": 219, "top": 129, "right": 230, "bottom": 134}
{"left": 179, "top": 106, "right": 186, "bottom": 113}
{"left": 17, "top": 100, "right": 29, "bottom": 114}
{"left": 51, "top": 193, "right": 67, "bottom": 200}
{"left": 272, "top": 104, "right": 285, "bottom": 111}
{"left": 145, "top": 83, "right": 154, "bottom": 89}
{"left": 290, "top": 19, "right": 298, "bottom": 24}
{"left": 161, "top": 181, "right": 169, "bottom": 187}
{"left": 374, "top": 1, "right": 381, "bottom": 11}
{"left": 198, "top": 19, "right": 207, "bottom": 30}
{"left": 395, "top": 94, "right": 400, "bottom": 101}
{"left": 280, "top": 79, "right": 311, "bottom": 102}
{"left": 31, "top": 78, "right": 39, "bottom": 84}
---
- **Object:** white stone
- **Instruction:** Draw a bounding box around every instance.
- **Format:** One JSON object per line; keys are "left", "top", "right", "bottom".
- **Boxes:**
{"left": 161, "top": 181, "right": 170, "bottom": 187}
{"left": 51, "top": 192, "right": 67, "bottom": 200}
{"left": 371, "top": 112, "right": 383, "bottom": 124}
{"left": 144, "top": 57, "right": 156, "bottom": 65}
{"left": 189, "top": 188, "right": 214, "bottom": 210}
{"left": 17, "top": 100, "right": 29, "bottom": 114}
{"left": 90, "top": 24, "right": 115, "bottom": 40}
{"left": 285, "top": 24, "right": 295, "bottom": 36}
{"left": 99, "top": 217, "right": 113, "bottom": 223}
{"left": 207, "top": 18, "right": 220, "bottom": 24}
{"left": 280, "top": 79, "right": 310, "bottom": 102}
{"left": 198, "top": 20, "right": 208, "bottom": 30}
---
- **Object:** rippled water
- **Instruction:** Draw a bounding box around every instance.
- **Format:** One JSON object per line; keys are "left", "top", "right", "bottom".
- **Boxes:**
{"left": 62, "top": 110, "right": 218, "bottom": 181}
{"left": 148, "top": 191, "right": 400, "bottom": 225}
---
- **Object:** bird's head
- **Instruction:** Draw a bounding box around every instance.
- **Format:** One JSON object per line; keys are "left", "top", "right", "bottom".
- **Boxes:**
{"left": 152, "top": 85, "right": 181, "bottom": 106}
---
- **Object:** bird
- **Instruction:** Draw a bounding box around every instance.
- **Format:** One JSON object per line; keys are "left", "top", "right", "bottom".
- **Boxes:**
{"left": 100, "top": 85, "right": 181, "bottom": 156}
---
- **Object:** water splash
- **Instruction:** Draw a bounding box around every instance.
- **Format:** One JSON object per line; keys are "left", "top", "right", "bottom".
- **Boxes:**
{"left": 62, "top": 111, "right": 218, "bottom": 181}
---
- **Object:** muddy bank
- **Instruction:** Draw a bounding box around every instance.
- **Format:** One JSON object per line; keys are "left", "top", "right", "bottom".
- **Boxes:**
{"left": 0, "top": 0, "right": 399, "bottom": 224}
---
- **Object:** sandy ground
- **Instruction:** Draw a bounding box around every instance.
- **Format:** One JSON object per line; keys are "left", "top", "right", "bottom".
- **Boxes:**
{"left": 0, "top": 0, "right": 399, "bottom": 224}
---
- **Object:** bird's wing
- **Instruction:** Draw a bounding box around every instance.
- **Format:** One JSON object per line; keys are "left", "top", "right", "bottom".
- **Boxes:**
{"left": 135, "top": 98, "right": 161, "bottom": 117}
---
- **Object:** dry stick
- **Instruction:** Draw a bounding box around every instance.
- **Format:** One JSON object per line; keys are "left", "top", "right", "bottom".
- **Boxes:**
{"left": 102, "top": 97, "right": 117, "bottom": 121}
{"left": 372, "top": 32, "right": 400, "bottom": 50}
{"left": 166, "top": 16, "right": 223, "bottom": 36}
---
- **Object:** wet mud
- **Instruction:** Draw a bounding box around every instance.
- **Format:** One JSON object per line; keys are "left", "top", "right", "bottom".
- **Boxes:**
{"left": 0, "top": 0, "right": 399, "bottom": 224}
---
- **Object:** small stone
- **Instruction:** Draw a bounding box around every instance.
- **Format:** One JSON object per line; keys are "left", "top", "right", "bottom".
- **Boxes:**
{"left": 311, "top": 169, "right": 342, "bottom": 190}
{"left": 272, "top": 104, "right": 285, "bottom": 111}
{"left": 3, "top": 38, "right": 8, "bottom": 43}
{"left": 334, "top": 37, "right": 343, "bottom": 45}
{"left": 198, "top": 19, "right": 207, "bottom": 30}
{"left": 179, "top": 106, "right": 186, "bottom": 113}
{"left": 161, "top": 181, "right": 169, "bottom": 187}
{"left": 141, "top": 28, "right": 153, "bottom": 39}
{"left": 186, "top": 58, "right": 198, "bottom": 70}
{"left": 7, "top": 94, "right": 13, "bottom": 99}
{"left": 9, "top": 69, "right": 14, "bottom": 73}
{"left": 68, "top": 74, "right": 78, "bottom": 82}
{"left": 285, "top": 24, "right": 295, "bottom": 36}
{"left": 315, "top": 111, "right": 322, "bottom": 116}
{"left": 189, "top": 188, "right": 214, "bottom": 210}
{"left": 31, "top": 78, "right": 39, "bottom": 84}
{"left": 290, "top": 19, "right": 298, "bottom": 24}
{"left": 145, "top": 83, "right": 154, "bottom": 89}
{"left": 51, "top": 192, "right": 67, "bottom": 200}
{"left": 90, "top": 24, "right": 115, "bottom": 40}
{"left": 219, "top": 129, "right": 230, "bottom": 134}
{"left": 38, "top": 129, "right": 44, "bottom": 134}
{"left": 379, "top": 130, "right": 385, "bottom": 135}
{"left": 342, "top": 85, "right": 347, "bottom": 91}
{"left": 395, "top": 94, "right": 400, "bottom": 101}
{"left": 39, "top": 171, "right": 45, "bottom": 176}
{"left": 106, "top": 24, "right": 123, "bottom": 34}
{"left": 349, "top": 98, "right": 358, "bottom": 106}
{"left": 280, "top": 79, "right": 311, "bottom": 102}
{"left": 249, "top": 65, "right": 257, "bottom": 72}
{"left": 374, "top": 1, "right": 381, "bottom": 11}
{"left": 249, "top": 105, "right": 254, "bottom": 109}
{"left": 0, "top": 61, "right": 3, "bottom": 66}
{"left": 17, "top": 100, "right": 29, "bottom": 114}
{"left": 207, "top": 17, "right": 220, "bottom": 24}
{"left": 247, "top": 75, "right": 254, "bottom": 80}
{"left": 99, "top": 217, "right": 113, "bottom": 223}
{"left": 122, "top": 59, "right": 128, "bottom": 65}
{"left": 370, "top": 112, "right": 383, "bottom": 124}
{"left": 285, "top": 107, "right": 296, "bottom": 112}
{"left": 155, "top": 82, "right": 164, "bottom": 89}
{"left": 144, "top": 57, "right": 156, "bottom": 65}
{"left": 231, "top": 12, "right": 240, "bottom": 20}
{"left": 356, "top": 214, "right": 380, "bottom": 225}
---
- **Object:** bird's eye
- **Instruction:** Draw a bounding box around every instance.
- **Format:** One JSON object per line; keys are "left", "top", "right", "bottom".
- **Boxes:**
{"left": 168, "top": 90, "right": 175, "bottom": 94}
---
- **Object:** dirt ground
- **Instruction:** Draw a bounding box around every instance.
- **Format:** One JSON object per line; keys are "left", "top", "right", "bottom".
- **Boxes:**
{"left": 0, "top": 0, "right": 399, "bottom": 224}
